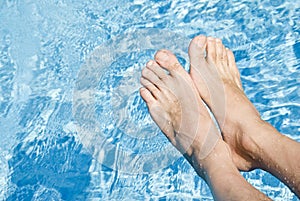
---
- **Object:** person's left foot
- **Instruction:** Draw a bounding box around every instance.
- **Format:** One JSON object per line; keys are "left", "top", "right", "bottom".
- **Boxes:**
{"left": 140, "top": 49, "right": 221, "bottom": 171}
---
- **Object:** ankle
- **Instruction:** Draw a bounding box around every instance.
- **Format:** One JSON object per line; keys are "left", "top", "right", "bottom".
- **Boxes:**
{"left": 240, "top": 118, "right": 279, "bottom": 169}
{"left": 192, "top": 139, "right": 235, "bottom": 179}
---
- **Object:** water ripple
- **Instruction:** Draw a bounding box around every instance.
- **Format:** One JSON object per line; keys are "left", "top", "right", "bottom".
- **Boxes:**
{"left": 0, "top": 0, "right": 299, "bottom": 200}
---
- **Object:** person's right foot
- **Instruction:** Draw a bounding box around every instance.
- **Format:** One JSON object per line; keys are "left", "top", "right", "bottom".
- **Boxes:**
{"left": 140, "top": 50, "right": 221, "bottom": 165}
{"left": 188, "top": 35, "right": 265, "bottom": 171}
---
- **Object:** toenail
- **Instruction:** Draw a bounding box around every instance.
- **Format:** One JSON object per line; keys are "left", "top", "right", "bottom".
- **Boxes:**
{"left": 157, "top": 51, "right": 169, "bottom": 61}
{"left": 196, "top": 38, "right": 205, "bottom": 48}
{"left": 147, "top": 60, "right": 154, "bottom": 67}
{"left": 207, "top": 37, "right": 214, "bottom": 41}
{"left": 216, "top": 39, "right": 222, "bottom": 43}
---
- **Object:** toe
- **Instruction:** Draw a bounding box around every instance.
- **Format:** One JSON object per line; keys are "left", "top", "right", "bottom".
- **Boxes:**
{"left": 206, "top": 37, "right": 216, "bottom": 63}
{"left": 216, "top": 39, "right": 224, "bottom": 63}
{"left": 188, "top": 36, "right": 218, "bottom": 110}
{"left": 221, "top": 44, "right": 228, "bottom": 68}
{"left": 140, "top": 87, "right": 156, "bottom": 104}
{"left": 227, "top": 49, "right": 237, "bottom": 74}
{"left": 227, "top": 49, "right": 242, "bottom": 89}
{"left": 215, "top": 38, "right": 227, "bottom": 75}
{"left": 140, "top": 77, "right": 161, "bottom": 99}
{"left": 146, "top": 60, "right": 169, "bottom": 81}
{"left": 188, "top": 35, "right": 207, "bottom": 64}
{"left": 154, "top": 49, "right": 185, "bottom": 75}
{"left": 141, "top": 66, "right": 164, "bottom": 89}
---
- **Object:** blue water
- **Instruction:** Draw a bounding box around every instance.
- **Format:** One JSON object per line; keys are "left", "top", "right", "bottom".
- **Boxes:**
{"left": 0, "top": 0, "right": 299, "bottom": 200}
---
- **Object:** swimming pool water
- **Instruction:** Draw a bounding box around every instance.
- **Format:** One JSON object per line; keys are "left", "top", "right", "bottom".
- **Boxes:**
{"left": 0, "top": 0, "right": 299, "bottom": 200}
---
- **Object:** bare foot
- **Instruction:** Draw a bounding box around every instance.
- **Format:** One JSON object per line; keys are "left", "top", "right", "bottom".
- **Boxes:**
{"left": 140, "top": 49, "right": 271, "bottom": 201}
{"left": 139, "top": 49, "right": 222, "bottom": 173}
{"left": 188, "top": 36, "right": 264, "bottom": 171}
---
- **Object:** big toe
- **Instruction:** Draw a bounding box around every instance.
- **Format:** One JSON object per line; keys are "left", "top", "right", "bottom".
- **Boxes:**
{"left": 188, "top": 35, "right": 207, "bottom": 67}
{"left": 154, "top": 49, "right": 185, "bottom": 75}
{"left": 188, "top": 35, "right": 213, "bottom": 105}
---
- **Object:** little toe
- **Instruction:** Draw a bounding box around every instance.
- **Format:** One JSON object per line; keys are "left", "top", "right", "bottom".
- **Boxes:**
{"left": 154, "top": 49, "right": 185, "bottom": 75}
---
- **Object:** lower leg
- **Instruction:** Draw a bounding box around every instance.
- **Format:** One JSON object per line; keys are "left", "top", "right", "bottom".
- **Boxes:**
{"left": 199, "top": 140, "right": 271, "bottom": 201}
{"left": 245, "top": 121, "right": 300, "bottom": 196}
